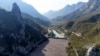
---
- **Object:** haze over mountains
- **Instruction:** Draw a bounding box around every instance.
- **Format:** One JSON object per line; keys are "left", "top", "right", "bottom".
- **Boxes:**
{"left": 44, "top": 2, "right": 85, "bottom": 19}
{"left": 0, "top": 0, "right": 50, "bottom": 26}
{"left": 55, "top": 0, "right": 100, "bottom": 21}
{"left": 0, "top": 0, "right": 49, "bottom": 21}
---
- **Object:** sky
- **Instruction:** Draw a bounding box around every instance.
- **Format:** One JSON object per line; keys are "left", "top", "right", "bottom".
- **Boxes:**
{"left": 22, "top": 0, "right": 89, "bottom": 14}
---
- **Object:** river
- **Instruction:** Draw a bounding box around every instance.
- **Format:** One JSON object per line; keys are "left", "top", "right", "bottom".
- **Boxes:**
{"left": 52, "top": 30, "right": 65, "bottom": 38}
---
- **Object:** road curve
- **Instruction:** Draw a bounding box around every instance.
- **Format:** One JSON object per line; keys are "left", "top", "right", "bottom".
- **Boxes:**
{"left": 29, "top": 38, "right": 67, "bottom": 56}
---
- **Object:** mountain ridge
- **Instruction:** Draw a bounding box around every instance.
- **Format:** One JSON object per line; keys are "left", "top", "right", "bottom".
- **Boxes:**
{"left": 0, "top": 0, "right": 49, "bottom": 21}
{"left": 56, "top": 0, "right": 100, "bottom": 21}
{"left": 44, "top": 2, "right": 85, "bottom": 19}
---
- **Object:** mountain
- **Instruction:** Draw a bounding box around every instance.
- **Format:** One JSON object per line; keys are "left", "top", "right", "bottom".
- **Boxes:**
{"left": 44, "top": 2, "right": 85, "bottom": 19}
{"left": 0, "top": 0, "right": 49, "bottom": 21}
{"left": 22, "top": 13, "right": 50, "bottom": 26}
{"left": 66, "top": 14, "right": 100, "bottom": 56}
{"left": 0, "top": 3, "right": 47, "bottom": 56}
{"left": 65, "top": 0, "right": 100, "bottom": 56}
{"left": 57, "top": 0, "right": 100, "bottom": 21}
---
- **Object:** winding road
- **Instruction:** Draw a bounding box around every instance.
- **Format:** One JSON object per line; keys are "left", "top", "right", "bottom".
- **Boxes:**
{"left": 29, "top": 38, "right": 67, "bottom": 56}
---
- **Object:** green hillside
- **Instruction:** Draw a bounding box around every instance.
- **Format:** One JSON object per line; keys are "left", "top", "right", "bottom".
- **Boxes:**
{"left": 66, "top": 14, "right": 100, "bottom": 56}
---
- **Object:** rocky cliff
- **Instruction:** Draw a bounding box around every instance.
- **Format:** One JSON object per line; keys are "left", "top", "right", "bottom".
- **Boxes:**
{"left": 0, "top": 3, "right": 47, "bottom": 56}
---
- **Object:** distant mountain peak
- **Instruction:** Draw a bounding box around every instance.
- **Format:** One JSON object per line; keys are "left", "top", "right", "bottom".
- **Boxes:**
{"left": 44, "top": 2, "right": 85, "bottom": 19}
{"left": 84, "top": 0, "right": 100, "bottom": 12}
{"left": 56, "top": 0, "right": 100, "bottom": 21}
{"left": 0, "top": 0, "right": 49, "bottom": 21}
{"left": 88, "top": 0, "right": 100, "bottom": 6}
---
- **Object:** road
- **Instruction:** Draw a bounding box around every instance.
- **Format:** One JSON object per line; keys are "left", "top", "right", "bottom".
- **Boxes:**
{"left": 29, "top": 38, "right": 67, "bottom": 56}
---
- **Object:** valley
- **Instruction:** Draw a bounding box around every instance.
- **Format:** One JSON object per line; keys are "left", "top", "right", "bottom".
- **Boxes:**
{"left": 0, "top": 0, "right": 100, "bottom": 56}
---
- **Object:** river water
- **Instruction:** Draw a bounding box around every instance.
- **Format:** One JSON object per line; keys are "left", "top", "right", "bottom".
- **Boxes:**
{"left": 52, "top": 30, "right": 64, "bottom": 38}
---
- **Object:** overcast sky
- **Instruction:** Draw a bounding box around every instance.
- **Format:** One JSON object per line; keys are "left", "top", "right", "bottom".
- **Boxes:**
{"left": 22, "top": 0, "right": 89, "bottom": 14}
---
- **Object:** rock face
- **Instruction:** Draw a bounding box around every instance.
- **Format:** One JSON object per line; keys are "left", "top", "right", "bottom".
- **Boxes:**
{"left": 0, "top": 3, "right": 25, "bottom": 55}
{"left": 12, "top": 3, "right": 25, "bottom": 42}
{"left": 0, "top": 3, "right": 47, "bottom": 56}
{"left": 12, "top": 3, "right": 21, "bottom": 17}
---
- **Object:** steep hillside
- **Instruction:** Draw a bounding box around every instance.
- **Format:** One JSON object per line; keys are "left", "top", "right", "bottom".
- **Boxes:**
{"left": 55, "top": 0, "right": 100, "bottom": 21}
{"left": 0, "top": 3, "right": 47, "bottom": 56}
{"left": 65, "top": 0, "right": 100, "bottom": 56}
{"left": 66, "top": 14, "right": 100, "bottom": 56}
{"left": 44, "top": 2, "right": 85, "bottom": 19}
